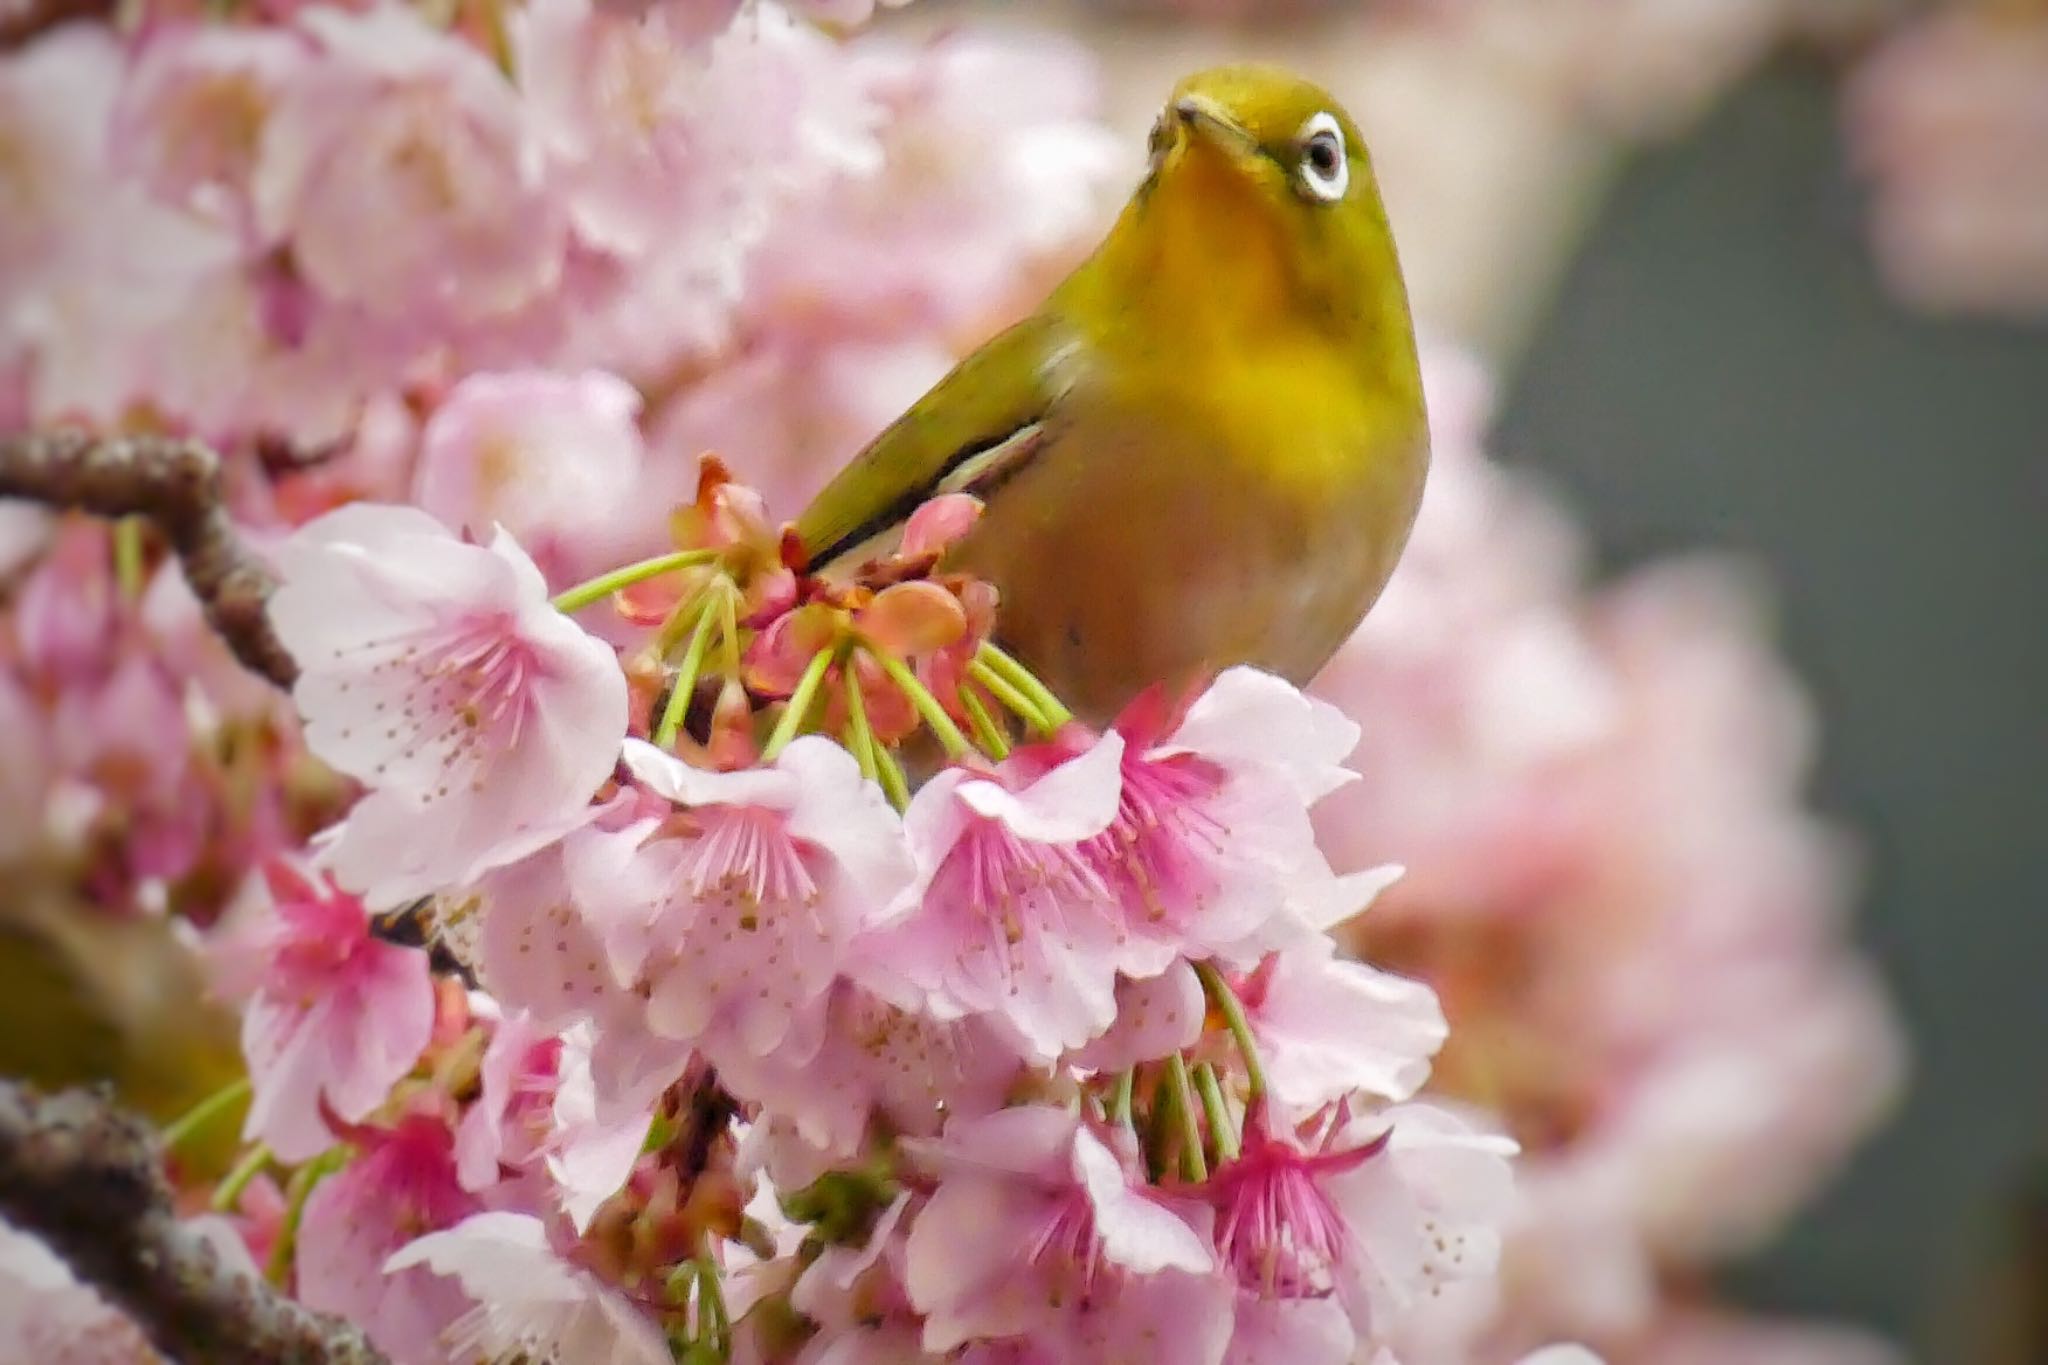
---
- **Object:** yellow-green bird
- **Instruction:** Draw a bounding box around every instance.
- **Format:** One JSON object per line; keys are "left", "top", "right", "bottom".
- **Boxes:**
{"left": 797, "top": 65, "right": 1429, "bottom": 724}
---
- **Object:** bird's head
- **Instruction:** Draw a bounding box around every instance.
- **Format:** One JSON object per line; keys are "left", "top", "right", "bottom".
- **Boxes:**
{"left": 1120, "top": 65, "right": 1408, "bottom": 344}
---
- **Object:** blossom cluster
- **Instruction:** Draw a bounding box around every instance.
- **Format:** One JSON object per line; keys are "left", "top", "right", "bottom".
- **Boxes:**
{"left": 169, "top": 446, "right": 1608, "bottom": 1364}
{"left": 1311, "top": 349, "right": 1904, "bottom": 1364}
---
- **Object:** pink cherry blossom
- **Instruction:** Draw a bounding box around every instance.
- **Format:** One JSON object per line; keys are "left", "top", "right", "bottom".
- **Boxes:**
{"left": 255, "top": 4, "right": 566, "bottom": 336}
{"left": 269, "top": 504, "right": 628, "bottom": 904}
{"left": 218, "top": 862, "right": 434, "bottom": 1161}
{"left": 1232, "top": 942, "right": 1447, "bottom": 1109}
{"left": 865, "top": 732, "right": 1130, "bottom": 1059}
{"left": 0, "top": 1218, "right": 161, "bottom": 1363}
{"left": 134, "top": 255, "right": 406, "bottom": 450}
{"left": 387, "top": 1211, "right": 671, "bottom": 1365}
{"left": 13, "top": 521, "right": 120, "bottom": 688}
{"left": 0, "top": 501, "right": 51, "bottom": 579}
{"left": 742, "top": 30, "right": 1118, "bottom": 341}
{"left": 591, "top": 735, "right": 913, "bottom": 1068}
{"left": 0, "top": 26, "right": 123, "bottom": 299}
{"left": 412, "top": 369, "right": 649, "bottom": 585}
{"left": 1847, "top": 11, "right": 2048, "bottom": 319}
{"left": 544, "top": 1021, "right": 665, "bottom": 1231}
{"left": 904, "top": 1106, "right": 1233, "bottom": 1362}
{"left": 114, "top": 24, "right": 310, "bottom": 233}
{"left": 1068, "top": 964, "right": 1205, "bottom": 1075}
{"left": 1075, "top": 667, "right": 1390, "bottom": 969}
{"left": 296, "top": 1115, "right": 480, "bottom": 1364}
{"left": 0, "top": 24, "right": 238, "bottom": 426}
{"left": 454, "top": 1009, "right": 561, "bottom": 1191}
{"left": 717, "top": 972, "right": 1021, "bottom": 1167}
{"left": 1204, "top": 1102, "right": 1516, "bottom": 1361}
{"left": 470, "top": 822, "right": 646, "bottom": 1036}
{"left": 521, "top": 0, "right": 880, "bottom": 375}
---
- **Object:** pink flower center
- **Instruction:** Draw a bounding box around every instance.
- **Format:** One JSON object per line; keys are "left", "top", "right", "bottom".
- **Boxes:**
{"left": 1208, "top": 1133, "right": 1384, "bottom": 1299}
{"left": 1027, "top": 1188, "right": 1109, "bottom": 1295}
{"left": 361, "top": 612, "right": 539, "bottom": 792}
{"left": 931, "top": 816, "right": 1108, "bottom": 959}
{"left": 676, "top": 805, "right": 816, "bottom": 911}
{"left": 1085, "top": 752, "right": 1227, "bottom": 924}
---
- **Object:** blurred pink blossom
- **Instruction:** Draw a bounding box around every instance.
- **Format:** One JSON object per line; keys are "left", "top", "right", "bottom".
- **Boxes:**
{"left": 411, "top": 369, "right": 649, "bottom": 585}
{"left": 256, "top": 5, "right": 566, "bottom": 337}
{"left": 1311, "top": 346, "right": 1904, "bottom": 1356}
{"left": 0, "top": 1218, "right": 162, "bottom": 1363}
{"left": 1847, "top": 10, "right": 2048, "bottom": 318}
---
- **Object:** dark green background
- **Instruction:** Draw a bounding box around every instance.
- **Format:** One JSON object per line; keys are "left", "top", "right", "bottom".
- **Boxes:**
{"left": 1497, "top": 61, "right": 2048, "bottom": 1361}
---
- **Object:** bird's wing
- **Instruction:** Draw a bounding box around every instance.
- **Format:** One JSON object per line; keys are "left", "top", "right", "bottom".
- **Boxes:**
{"left": 795, "top": 312, "right": 1070, "bottom": 568}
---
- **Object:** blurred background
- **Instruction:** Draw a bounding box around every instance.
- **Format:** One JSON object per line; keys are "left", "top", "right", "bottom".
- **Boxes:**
{"left": 2, "top": 0, "right": 2043, "bottom": 1361}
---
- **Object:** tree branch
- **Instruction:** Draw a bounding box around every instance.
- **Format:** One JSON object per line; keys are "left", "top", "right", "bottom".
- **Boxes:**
{"left": 0, "top": 1081, "right": 389, "bottom": 1365}
{"left": 0, "top": 430, "right": 299, "bottom": 688}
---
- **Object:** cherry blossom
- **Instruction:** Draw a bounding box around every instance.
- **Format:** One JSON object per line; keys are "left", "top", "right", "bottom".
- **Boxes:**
{"left": 593, "top": 735, "right": 913, "bottom": 1067}
{"left": 1204, "top": 1102, "right": 1517, "bottom": 1362}
{"left": 255, "top": 4, "right": 566, "bottom": 336}
{"left": 1231, "top": 943, "right": 1447, "bottom": 1110}
{"left": 866, "top": 732, "right": 1129, "bottom": 1058}
{"left": 114, "top": 23, "right": 310, "bottom": 232}
{"left": 1078, "top": 667, "right": 1394, "bottom": 968}
{"left": 269, "top": 504, "right": 628, "bottom": 904}
{"left": 218, "top": 861, "right": 434, "bottom": 1161}
{"left": 387, "top": 1211, "right": 673, "bottom": 1365}
{"left": 521, "top": 0, "right": 880, "bottom": 374}
{"left": 903, "top": 1106, "right": 1233, "bottom": 1361}
{"left": 296, "top": 1115, "right": 480, "bottom": 1364}
{"left": 412, "top": 369, "right": 649, "bottom": 585}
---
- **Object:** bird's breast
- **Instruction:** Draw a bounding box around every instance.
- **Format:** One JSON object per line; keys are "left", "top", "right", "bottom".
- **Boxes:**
{"left": 948, "top": 347, "right": 1427, "bottom": 723}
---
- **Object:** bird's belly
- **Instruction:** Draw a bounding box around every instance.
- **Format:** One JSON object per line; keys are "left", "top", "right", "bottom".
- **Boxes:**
{"left": 949, "top": 392, "right": 1426, "bottom": 724}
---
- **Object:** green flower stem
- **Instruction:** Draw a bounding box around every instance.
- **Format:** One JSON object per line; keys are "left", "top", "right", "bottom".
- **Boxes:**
{"left": 1194, "top": 960, "right": 1268, "bottom": 1103}
{"left": 717, "top": 582, "right": 741, "bottom": 679}
{"left": 841, "top": 669, "right": 881, "bottom": 786}
{"left": 958, "top": 684, "right": 1010, "bottom": 760}
{"left": 653, "top": 600, "right": 718, "bottom": 751}
{"left": 160, "top": 1076, "right": 250, "bottom": 1152}
{"left": 965, "top": 659, "right": 1050, "bottom": 735}
{"left": 1194, "top": 1062, "right": 1239, "bottom": 1162}
{"left": 695, "top": 1254, "right": 729, "bottom": 1350}
{"left": 550, "top": 549, "right": 716, "bottom": 615}
{"left": 976, "top": 643, "right": 1074, "bottom": 730}
{"left": 863, "top": 647, "right": 969, "bottom": 759}
{"left": 210, "top": 1143, "right": 273, "bottom": 1214}
{"left": 1163, "top": 1053, "right": 1208, "bottom": 1183}
{"left": 266, "top": 1147, "right": 350, "bottom": 1286}
{"left": 762, "top": 647, "right": 836, "bottom": 761}
{"left": 112, "top": 518, "right": 145, "bottom": 598}
{"left": 1110, "top": 1069, "right": 1136, "bottom": 1128}
{"left": 872, "top": 737, "right": 912, "bottom": 812}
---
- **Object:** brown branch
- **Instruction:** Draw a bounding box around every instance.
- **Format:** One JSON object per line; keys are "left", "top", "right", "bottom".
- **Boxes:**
{"left": 0, "top": 0, "right": 117, "bottom": 50}
{"left": 0, "top": 1081, "right": 389, "bottom": 1365}
{"left": 0, "top": 430, "right": 298, "bottom": 688}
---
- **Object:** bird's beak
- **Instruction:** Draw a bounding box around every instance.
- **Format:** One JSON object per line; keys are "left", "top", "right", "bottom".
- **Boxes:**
{"left": 1171, "top": 95, "right": 1258, "bottom": 160}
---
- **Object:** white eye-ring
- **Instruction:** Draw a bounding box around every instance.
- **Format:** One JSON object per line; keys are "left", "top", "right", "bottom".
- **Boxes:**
{"left": 1296, "top": 111, "right": 1348, "bottom": 202}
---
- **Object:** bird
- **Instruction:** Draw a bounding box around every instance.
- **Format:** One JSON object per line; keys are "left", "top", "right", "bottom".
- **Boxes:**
{"left": 796, "top": 64, "right": 1429, "bottom": 725}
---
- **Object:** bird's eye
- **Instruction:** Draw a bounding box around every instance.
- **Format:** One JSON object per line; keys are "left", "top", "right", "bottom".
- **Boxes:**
{"left": 1295, "top": 111, "right": 1348, "bottom": 203}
